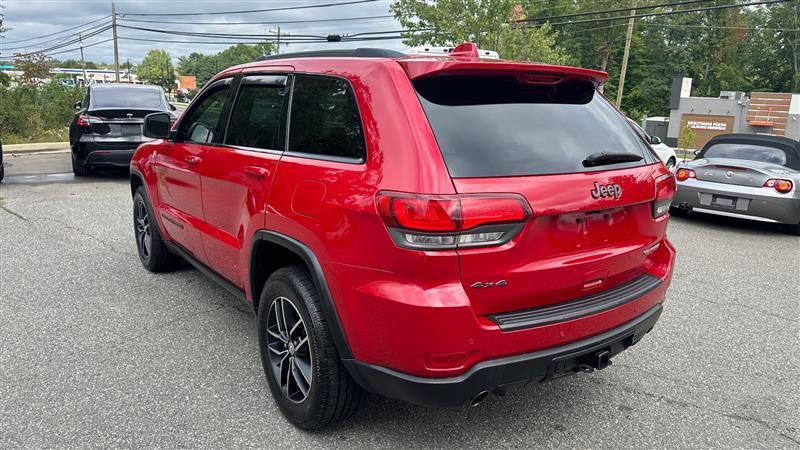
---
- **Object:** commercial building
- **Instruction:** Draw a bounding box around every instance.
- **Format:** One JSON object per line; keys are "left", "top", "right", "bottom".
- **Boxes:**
{"left": 663, "top": 76, "right": 800, "bottom": 149}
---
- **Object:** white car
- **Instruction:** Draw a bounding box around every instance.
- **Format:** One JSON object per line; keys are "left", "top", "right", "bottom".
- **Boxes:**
{"left": 629, "top": 119, "right": 677, "bottom": 171}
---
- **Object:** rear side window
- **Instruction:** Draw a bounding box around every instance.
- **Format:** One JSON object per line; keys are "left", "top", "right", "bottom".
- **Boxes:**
{"left": 700, "top": 143, "right": 789, "bottom": 166}
{"left": 177, "top": 79, "right": 231, "bottom": 144}
{"left": 288, "top": 74, "right": 366, "bottom": 161}
{"left": 414, "top": 76, "right": 649, "bottom": 178}
{"left": 225, "top": 75, "right": 289, "bottom": 151}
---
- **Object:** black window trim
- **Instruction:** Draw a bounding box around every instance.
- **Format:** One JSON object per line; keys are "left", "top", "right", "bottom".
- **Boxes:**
{"left": 218, "top": 73, "right": 290, "bottom": 156}
{"left": 283, "top": 72, "right": 368, "bottom": 165}
{"left": 175, "top": 76, "right": 235, "bottom": 145}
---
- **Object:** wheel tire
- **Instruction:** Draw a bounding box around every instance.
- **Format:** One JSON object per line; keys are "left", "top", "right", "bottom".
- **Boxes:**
{"left": 666, "top": 157, "right": 677, "bottom": 170}
{"left": 258, "top": 266, "right": 363, "bottom": 430}
{"left": 133, "top": 186, "right": 181, "bottom": 272}
{"left": 72, "top": 152, "right": 90, "bottom": 177}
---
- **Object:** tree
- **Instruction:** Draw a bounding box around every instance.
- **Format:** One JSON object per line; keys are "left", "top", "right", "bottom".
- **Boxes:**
{"left": 137, "top": 49, "right": 176, "bottom": 91}
{"left": 177, "top": 43, "right": 275, "bottom": 86}
{"left": 390, "top": 0, "right": 571, "bottom": 64}
{"left": 13, "top": 53, "right": 50, "bottom": 84}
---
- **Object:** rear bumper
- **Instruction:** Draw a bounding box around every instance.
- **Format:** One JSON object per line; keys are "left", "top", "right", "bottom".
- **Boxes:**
{"left": 75, "top": 140, "right": 142, "bottom": 167}
{"left": 344, "top": 304, "right": 662, "bottom": 408}
{"left": 672, "top": 179, "right": 800, "bottom": 225}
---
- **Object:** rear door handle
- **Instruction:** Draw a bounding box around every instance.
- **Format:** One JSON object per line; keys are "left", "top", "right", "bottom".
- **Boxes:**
{"left": 244, "top": 166, "right": 270, "bottom": 178}
{"left": 184, "top": 155, "right": 201, "bottom": 165}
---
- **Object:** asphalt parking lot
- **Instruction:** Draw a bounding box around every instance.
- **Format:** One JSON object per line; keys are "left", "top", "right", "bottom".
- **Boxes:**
{"left": 1, "top": 152, "right": 798, "bottom": 447}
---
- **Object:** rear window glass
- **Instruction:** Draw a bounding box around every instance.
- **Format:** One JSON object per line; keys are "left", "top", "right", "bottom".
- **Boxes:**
{"left": 91, "top": 87, "right": 164, "bottom": 109}
{"left": 414, "top": 76, "right": 649, "bottom": 178}
{"left": 701, "top": 143, "right": 788, "bottom": 166}
{"left": 226, "top": 76, "right": 289, "bottom": 151}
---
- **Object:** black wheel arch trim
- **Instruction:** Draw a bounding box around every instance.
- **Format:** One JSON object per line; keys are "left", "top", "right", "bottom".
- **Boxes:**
{"left": 249, "top": 230, "right": 353, "bottom": 359}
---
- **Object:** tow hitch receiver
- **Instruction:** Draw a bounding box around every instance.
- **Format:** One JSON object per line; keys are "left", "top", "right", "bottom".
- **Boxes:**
{"left": 574, "top": 350, "right": 612, "bottom": 373}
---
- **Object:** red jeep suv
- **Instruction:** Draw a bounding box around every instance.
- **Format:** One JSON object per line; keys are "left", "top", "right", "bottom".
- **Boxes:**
{"left": 131, "top": 43, "right": 676, "bottom": 429}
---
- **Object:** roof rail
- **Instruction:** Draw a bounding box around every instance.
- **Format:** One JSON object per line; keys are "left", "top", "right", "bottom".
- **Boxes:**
{"left": 256, "top": 48, "right": 407, "bottom": 62}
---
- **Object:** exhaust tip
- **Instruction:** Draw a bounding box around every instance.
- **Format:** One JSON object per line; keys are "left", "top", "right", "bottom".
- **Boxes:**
{"left": 470, "top": 390, "right": 491, "bottom": 407}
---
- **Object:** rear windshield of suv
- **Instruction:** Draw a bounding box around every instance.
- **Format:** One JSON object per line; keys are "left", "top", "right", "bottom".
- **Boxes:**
{"left": 414, "top": 75, "right": 649, "bottom": 178}
{"left": 91, "top": 87, "right": 165, "bottom": 110}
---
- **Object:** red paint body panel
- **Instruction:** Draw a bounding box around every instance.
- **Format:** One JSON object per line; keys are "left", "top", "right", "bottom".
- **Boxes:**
{"left": 131, "top": 54, "right": 675, "bottom": 380}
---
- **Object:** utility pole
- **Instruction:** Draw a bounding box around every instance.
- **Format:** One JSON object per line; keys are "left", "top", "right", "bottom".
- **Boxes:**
{"left": 111, "top": 2, "right": 120, "bottom": 82}
{"left": 276, "top": 25, "right": 281, "bottom": 55}
{"left": 78, "top": 32, "right": 88, "bottom": 86}
{"left": 615, "top": 1, "right": 636, "bottom": 108}
{"left": 126, "top": 57, "right": 130, "bottom": 82}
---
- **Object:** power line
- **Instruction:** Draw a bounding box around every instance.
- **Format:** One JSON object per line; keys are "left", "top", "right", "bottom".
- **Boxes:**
{"left": 117, "top": 14, "right": 395, "bottom": 26}
{"left": 517, "top": 0, "right": 716, "bottom": 23}
{"left": 117, "top": 24, "right": 326, "bottom": 40}
{"left": 521, "top": 0, "right": 792, "bottom": 28}
{"left": 1, "top": 20, "right": 111, "bottom": 51}
{"left": 118, "top": 0, "right": 385, "bottom": 17}
{"left": 1, "top": 15, "right": 109, "bottom": 44}
{"left": 11, "top": 25, "right": 111, "bottom": 57}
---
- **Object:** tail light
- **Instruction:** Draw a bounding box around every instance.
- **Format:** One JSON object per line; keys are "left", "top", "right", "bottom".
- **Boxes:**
{"left": 76, "top": 115, "right": 103, "bottom": 127}
{"left": 376, "top": 192, "right": 531, "bottom": 250}
{"left": 764, "top": 178, "right": 793, "bottom": 194}
{"left": 653, "top": 173, "right": 676, "bottom": 219}
{"left": 675, "top": 168, "right": 696, "bottom": 182}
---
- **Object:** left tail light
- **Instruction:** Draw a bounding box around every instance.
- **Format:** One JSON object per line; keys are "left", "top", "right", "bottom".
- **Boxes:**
{"left": 653, "top": 173, "right": 676, "bottom": 219}
{"left": 76, "top": 115, "right": 103, "bottom": 127}
{"left": 376, "top": 192, "right": 531, "bottom": 250}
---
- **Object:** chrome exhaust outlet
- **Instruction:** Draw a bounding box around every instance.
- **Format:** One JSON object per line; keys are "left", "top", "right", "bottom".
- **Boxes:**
{"left": 470, "top": 390, "right": 491, "bottom": 407}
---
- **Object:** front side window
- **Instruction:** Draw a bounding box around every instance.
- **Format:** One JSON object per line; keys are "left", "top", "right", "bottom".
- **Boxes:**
{"left": 178, "top": 79, "right": 231, "bottom": 144}
{"left": 288, "top": 74, "right": 366, "bottom": 161}
{"left": 225, "top": 75, "right": 289, "bottom": 151}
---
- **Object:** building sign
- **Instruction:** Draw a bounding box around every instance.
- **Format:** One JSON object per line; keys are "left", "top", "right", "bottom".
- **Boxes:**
{"left": 680, "top": 114, "right": 734, "bottom": 149}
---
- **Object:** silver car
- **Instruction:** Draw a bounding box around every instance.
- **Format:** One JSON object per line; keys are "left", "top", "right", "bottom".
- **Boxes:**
{"left": 672, "top": 134, "right": 800, "bottom": 235}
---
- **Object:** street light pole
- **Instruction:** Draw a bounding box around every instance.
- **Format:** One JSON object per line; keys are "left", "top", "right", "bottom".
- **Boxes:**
{"left": 111, "top": 2, "right": 120, "bottom": 83}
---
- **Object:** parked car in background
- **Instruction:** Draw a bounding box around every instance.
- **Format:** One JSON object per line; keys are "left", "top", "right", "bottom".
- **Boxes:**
{"left": 628, "top": 118, "right": 677, "bottom": 170}
{"left": 130, "top": 43, "right": 677, "bottom": 429}
{"left": 69, "top": 84, "right": 176, "bottom": 176}
{"left": 672, "top": 133, "right": 800, "bottom": 235}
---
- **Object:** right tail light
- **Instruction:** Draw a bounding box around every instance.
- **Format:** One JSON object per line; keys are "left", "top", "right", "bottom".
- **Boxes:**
{"left": 653, "top": 173, "right": 676, "bottom": 219}
{"left": 764, "top": 178, "right": 793, "bottom": 194}
{"left": 376, "top": 192, "right": 531, "bottom": 250}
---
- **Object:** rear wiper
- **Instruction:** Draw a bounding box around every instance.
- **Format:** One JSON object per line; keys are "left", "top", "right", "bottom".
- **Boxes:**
{"left": 583, "top": 151, "right": 643, "bottom": 167}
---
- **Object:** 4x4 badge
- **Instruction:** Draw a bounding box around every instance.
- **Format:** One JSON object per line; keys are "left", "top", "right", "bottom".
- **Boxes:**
{"left": 590, "top": 182, "right": 622, "bottom": 199}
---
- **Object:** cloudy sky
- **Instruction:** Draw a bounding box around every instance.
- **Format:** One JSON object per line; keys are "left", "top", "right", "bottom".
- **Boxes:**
{"left": 1, "top": 0, "right": 404, "bottom": 64}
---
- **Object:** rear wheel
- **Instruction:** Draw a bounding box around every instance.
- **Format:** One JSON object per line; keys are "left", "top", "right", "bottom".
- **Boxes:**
{"left": 665, "top": 157, "right": 676, "bottom": 170}
{"left": 71, "top": 151, "right": 90, "bottom": 177}
{"left": 258, "top": 266, "right": 363, "bottom": 430}
{"left": 133, "top": 186, "right": 181, "bottom": 272}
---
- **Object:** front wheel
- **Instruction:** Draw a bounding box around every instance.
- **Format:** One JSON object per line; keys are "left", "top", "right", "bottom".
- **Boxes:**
{"left": 258, "top": 266, "right": 363, "bottom": 430}
{"left": 666, "top": 157, "right": 677, "bottom": 170}
{"left": 133, "top": 187, "right": 181, "bottom": 272}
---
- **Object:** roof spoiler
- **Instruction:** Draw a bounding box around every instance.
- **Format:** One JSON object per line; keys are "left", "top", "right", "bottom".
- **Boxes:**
{"left": 398, "top": 42, "right": 608, "bottom": 88}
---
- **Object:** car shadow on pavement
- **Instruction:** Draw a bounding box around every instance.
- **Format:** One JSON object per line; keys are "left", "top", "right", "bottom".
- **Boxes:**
{"left": 669, "top": 212, "right": 793, "bottom": 236}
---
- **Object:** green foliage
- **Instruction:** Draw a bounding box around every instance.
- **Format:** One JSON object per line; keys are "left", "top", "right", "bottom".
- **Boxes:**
{"left": 678, "top": 125, "right": 695, "bottom": 149}
{"left": 137, "top": 49, "right": 176, "bottom": 92}
{"left": 0, "top": 81, "right": 84, "bottom": 143}
{"left": 177, "top": 43, "right": 275, "bottom": 86}
{"left": 13, "top": 53, "right": 51, "bottom": 84}
{"left": 390, "top": 0, "right": 570, "bottom": 65}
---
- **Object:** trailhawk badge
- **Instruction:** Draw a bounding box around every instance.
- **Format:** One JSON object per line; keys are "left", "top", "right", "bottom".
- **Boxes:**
{"left": 590, "top": 182, "right": 622, "bottom": 199}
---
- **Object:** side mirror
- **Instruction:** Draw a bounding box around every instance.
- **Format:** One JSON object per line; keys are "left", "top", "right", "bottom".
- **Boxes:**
{"left": 143, "top": 112, "right": 173, "bottom": 139}
{"left": 650, "top": 136, "right": 662, "bottom": 145}
{"left": 74, "top": 101, "right": 82, "bottom": 110}
{"left": 168, "top": 103, "right": 177, "bottom": 111}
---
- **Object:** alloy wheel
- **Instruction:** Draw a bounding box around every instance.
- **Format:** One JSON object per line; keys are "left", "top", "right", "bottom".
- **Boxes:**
{"left": 265, "top": 296, "right": 313, "bottom": 403}
{"left": 135, "top": 199, "right": 152, "bottom": 259}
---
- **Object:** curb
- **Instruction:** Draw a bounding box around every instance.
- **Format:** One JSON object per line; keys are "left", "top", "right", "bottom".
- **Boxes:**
{"left": 4, "top": 142, "right": 70, "bottom": 154}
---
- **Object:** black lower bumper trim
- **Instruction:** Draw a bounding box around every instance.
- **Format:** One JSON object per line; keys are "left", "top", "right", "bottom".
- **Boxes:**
{"left": 343, "top": 304, "right": 662, "bottom": 408}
